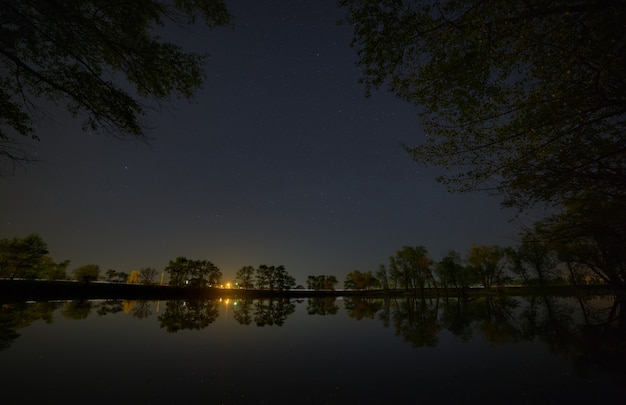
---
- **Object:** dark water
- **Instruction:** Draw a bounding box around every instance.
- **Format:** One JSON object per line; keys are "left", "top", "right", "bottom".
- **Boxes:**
{"left": 1, "top": 294, "right": 625, "bottom": 404}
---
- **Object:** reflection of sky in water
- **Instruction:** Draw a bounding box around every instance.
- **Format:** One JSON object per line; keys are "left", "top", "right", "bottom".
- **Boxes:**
{"left": 1, "top": 297, "right": 624, "bottom": 404}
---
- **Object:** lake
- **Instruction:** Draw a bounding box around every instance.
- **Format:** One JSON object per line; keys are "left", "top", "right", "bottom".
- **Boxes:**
{"left": 1, "top": 293, "right": 625, "bottom": 404}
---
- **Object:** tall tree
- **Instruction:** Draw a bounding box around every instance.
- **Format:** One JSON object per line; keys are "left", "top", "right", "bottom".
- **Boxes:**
{"left": 341, "top": 1, "right": 626, "bottom": 282}
{"left": 344, "top": 270, "right": 378, "bottom": 290}
{"left": 269, "top": 265, "right": 295, "bottom": 291}
{"left": 36, "top": 257, "right": 70, "bottom": 281}
{"left": 375, "top": 264, "right": 390, "bottom": 290}
{"left": 0, "top": 0, "right": 231, "bottom": 172}
{"left": 0, "top": 233, "right": 49, "bottom": 279}
{"left": 388, "top": 245, "right": 436, "bottom": 292}
{"left": 235, "top": 265, "right": 255, "bottom": 289}
{"left": 255, "top": 265, "right": 271, "bottom": 290}
{"left": 536, "top": 196, "right": 626, "bottom": 286}
{"left": 139, "top": 267, "right": 158, "bottom": 285}
{"left": 306, "top": 275, "right": 339, "bottom": 291}
{"left": 436, "top": 250, "right": 467, "bottom": 289}
{"left": 164, "top": 257, "right": 189, "bottom": 287}
{"left": 466, "top": 245, "right": 508, "bottom": 289}
{"left": 164, "top": 256, "right": 221, "bottom": 287}
{"left": 507, "top": 226, "right": 561, "bottom": 286}
{"left": 255, "top": 264, "right": 295, "bottom": 290}
{"left": 189, "top": 259, "right": 221, "bottom": 287}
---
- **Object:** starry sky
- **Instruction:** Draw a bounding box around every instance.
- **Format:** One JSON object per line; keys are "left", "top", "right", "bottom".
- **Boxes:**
{"left": 0, "top": 1, "right": 527, "bottom": 284}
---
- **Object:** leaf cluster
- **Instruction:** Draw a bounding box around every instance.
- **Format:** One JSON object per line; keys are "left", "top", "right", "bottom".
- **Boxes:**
{"left": 341, "top": 0, "right": 626, "bottom": 210}
{"left": 0, "top": 0, "right": 231, "bottom": 170}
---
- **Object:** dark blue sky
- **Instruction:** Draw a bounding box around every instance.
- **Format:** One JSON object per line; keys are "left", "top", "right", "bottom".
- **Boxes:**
{"left": 1, "top": 1, "right": 527, "bottom": 283}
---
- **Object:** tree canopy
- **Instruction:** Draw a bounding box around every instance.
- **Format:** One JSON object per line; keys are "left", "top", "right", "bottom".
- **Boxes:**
{"left": 341, "top": 0, "right": 626, "bottom": 284}
{"left": 164, "top": 256, "right": 222, "bottom": 287}
{"left": 0, "top": 233, "right": 69, "bottom": 280}
{"left": 0, "top": 0, "right": 231, "bottom": 171}
{"left": 73, "top": 264, "right": 100, "bottom": 283}
{"left": 255, "top": 265, "right": 295, "bottom": 290}
{"left": 340, "top": 0, "right": 626, "bottom": 211}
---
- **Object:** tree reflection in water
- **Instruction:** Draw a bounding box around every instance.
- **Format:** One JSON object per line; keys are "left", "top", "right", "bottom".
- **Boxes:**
{"left": 342, "top": 293, "right": 626, "bottom": 382}
{"left": 157, "top": 300, "right": 219, "bottom": 333}
{"left": 252, "top": 298, "right": 295, "bottom": 327}
{"left": 0, "top": 301, "right": 61, "bottom": 350}
{"left": 307, "top": 296, "right": 339, "bottom": 315}
{"left": 61, "top": 300, "right": 92, "bottom": 320}
{"left": 232, "top": 299, "right": 254, "bottom": 325}
{"left": 1, "top": 293, "right": 625, "bottom": 383}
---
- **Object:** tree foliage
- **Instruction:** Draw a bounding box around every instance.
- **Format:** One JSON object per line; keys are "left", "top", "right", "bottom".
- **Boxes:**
{"left": 0, "top": 0, "right": 231, "bottom": 171}
{"left": 507, "top": 226, "right": 562, "bottom": 285}
{"left": 73, "top": 264, "right": 100, "bottom": 283}
{"left": 533, "top": 196, "right": 626, "bottom": 286}
{"left": 105, "top": 269, "right": 128, "bottom": 283}
{"left": 388, "top": 245, "right": 437, "bottom": 291}
{"left": 164, "top": 256, "right": 222, "bottom": 287}
{"left": 0, "top": 233, "right": 68, "bottom": 280}
{"left": 340, "top": 0, "right": 626, "bottom": 211}
{"left": 466, "top": 245, "right": 508, "bottom": 288}
{"left": 235, "top": 265, "right": 255, "bottom": 289}
{"left": 0, "top": 233, "right": 48, "bottom": 279}
{"left": 436, "top": 250, "right": 470, "bottom": 289}
{"left": 375, "top": 264, "right": 390, "bottom": 290}
{"left": 127, "top": 270, "right": 140, "bottom": 284}
{"left": 344, "top": 270, "right": 379, "bottom": 290}
{"left": 254, "top": 265, "right": 295, "bottom": 290}
{"left": 342, "top": 0, "right": 626, "bottom": 285}
{"left": 306, "top": 275, "right": 338, "bottom": 291}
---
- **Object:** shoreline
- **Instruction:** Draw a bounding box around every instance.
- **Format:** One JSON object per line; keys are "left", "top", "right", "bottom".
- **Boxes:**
{"left": 0, "top": 279, "right": 621, "bottom": 302}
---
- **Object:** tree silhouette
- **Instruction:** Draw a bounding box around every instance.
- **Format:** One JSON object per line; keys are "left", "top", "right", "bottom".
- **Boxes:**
{"left": 164, "top": 256, "right": 221, "bottom": 287}
{"left": 388, "top": 246, "right": 437, "bottom": 293}
{"left": 306, "top": 275, "right": 338, "bottom": 291}
{"left": 0, "top": 233, "right": 49, "bottom": 279}
{"left": 235, "top": 266, "right": 255, "bottom": 289}
{"left": 344, "top": 270, "right": 378, "bottom": 290}
{"left": 341, "top": 0, "right": 626, "bottom": 284}
{"left": 255, "top": 265, "right": 295, "bottom": 290}
{"left": 341, "top": 0, "right": 626, "bottom": 211}
{"left": 466, "top": 245, "right": 509, "bottom": 289}
{"left": 1, "top": 0, "right": 231, "bottom": 172}
{"left": 139, "top": 267, "right": 158, "bottom": 285}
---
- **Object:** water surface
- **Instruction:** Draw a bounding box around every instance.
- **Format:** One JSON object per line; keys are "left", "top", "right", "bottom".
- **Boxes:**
{"left": 1, "top": 295, "right": 624, "bottom": 404}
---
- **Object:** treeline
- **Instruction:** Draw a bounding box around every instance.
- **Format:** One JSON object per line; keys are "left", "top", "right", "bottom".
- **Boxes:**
{"left": 0, "top": 234, "right": 163, "bottom": 285}
{"left": 348, "top": 234, "right": 625, "bottom": 292}
{"left": 0, "top": 234, "right": 299, "bottom": 291}
{"left": 2, "top": 229, "right": 625, "bottom": 293}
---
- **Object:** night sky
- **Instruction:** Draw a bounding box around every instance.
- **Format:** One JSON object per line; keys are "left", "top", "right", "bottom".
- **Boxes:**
{"left": 1, "top": 1, "right": 526, "bottom": 284}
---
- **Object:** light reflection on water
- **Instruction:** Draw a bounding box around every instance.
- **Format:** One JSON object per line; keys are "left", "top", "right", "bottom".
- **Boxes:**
{"left": 1, "top": 295, "right": 625, "bottom": 404}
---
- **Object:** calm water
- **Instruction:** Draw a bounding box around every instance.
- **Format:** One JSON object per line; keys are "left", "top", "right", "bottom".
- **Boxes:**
{"left": 1, "top": 294, "right": 625, "bottom": 404}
